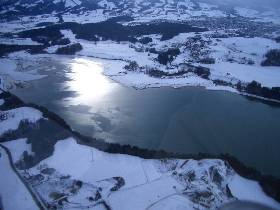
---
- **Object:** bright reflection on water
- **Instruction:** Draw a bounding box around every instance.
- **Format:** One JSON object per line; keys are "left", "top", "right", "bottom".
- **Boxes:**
{"left": 10, "top": 56, "right": 280, "bottom": 177}
{"left": 64, "top": 58, "right": 116, "bottom": 105}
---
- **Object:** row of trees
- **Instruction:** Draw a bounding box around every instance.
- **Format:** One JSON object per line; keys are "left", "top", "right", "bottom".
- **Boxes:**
{"left": 236, "top": 80, "right": 280, "bottom": 101}
{"left": 17, "top": 18, "right": 207, "bottom": 45}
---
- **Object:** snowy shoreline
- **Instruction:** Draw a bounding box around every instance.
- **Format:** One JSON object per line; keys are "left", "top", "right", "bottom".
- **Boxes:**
{"left": 1, "top": 89, "right": 280, "bottom": 209}
{"left": 1, "top": 109, "right": 280, "bottom": 209}
{"left": 1, "top": 53, "right": 280, "bottom": 106}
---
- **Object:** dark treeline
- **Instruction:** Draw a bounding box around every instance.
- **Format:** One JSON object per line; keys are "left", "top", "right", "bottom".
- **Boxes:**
{"left": 237, "top": 81, "right": 280, "bottom": 101}
{"left": 0, "top": 0, "right": 99, "bottom": 20}
{"left": 261, "top": 49, "right": 280, "bottom": 66}
{"left": 212, "top": 79, "right": 280, "bottom": 103}
{"left": 0, "top": 90, "right": 73, "bottom": 164}
{"left": 0, "top": 17, "right": 207, "bottom": 57}
{"left": 0, "top": 44, "right": 46, "bottom": 57}
{"left": 55, "top": 43, "right": 83, "bottom": 55}
{"left": 1, "top": 90, "right": 280, "bottom": 202}
{"left": 157, "top": 48, "right": 180, "bottom": 65}
{"left": 146, "top": 64, "right": 210, "bottom": 80}
{"left": 18, "top": 17, "right": 207, "bottom": 43}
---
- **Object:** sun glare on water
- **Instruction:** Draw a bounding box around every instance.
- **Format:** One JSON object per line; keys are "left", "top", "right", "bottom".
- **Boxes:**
{"left": 65, "top": 58, "right": 115, "bottom": 105}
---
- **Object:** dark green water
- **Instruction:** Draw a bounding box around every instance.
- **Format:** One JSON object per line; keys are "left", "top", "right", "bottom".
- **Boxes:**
{"left": 12, "top": 58, "right": 280, "bottom": 177}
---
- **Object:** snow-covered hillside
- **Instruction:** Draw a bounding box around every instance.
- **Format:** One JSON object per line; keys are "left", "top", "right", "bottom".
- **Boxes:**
{"left": 4, "top": 137, "right": 280, "bottom": 210}
{"left": 1, "top": 0, "right": 280, "bottom": 24}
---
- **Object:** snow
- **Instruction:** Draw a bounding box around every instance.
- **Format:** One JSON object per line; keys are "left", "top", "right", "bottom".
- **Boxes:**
{"left": 0, "top": 37, "right": 41, "bottom": 45}
{"left": 0, "top": 1, "right": 280, "bottom": 208}
{"left": 228, "top": 174, "right": 280, "bottom": 210}
{"left": 208, "top": 62, "right": 280, "bottom": 88}
{"left": 234, "top": 7, "right": 259, "bottom": 18}
{"left": 0, "top": 59, "right": 17, "bottom": 77}
{"left": 0, "top": 146, "right": 38, "bottom": 210}
{"left": 234, "top": 6, "right": 280, "bottom": 24}
{"left": 0, "top": 51, "right": 52, "bottom": 90}
{"left": 0, "top": 14, "right": 59, "bottom": 33}
{"left": 65, "top": 55, "right": 210, "bottom": 91}
{"left": 148, "top": 195, "right": 194, "bottom": 210}
{"left": 25, "top": 138, "right": 280, "bottom": 210}
{"left": 0, "top": 58, "right": 46, "bottom": 90}
{"left": 98, "top": 0, "right": 116, "bottom": 9}
{"left": 62, "top": 9, "right": 108, "bottom": 23}
{"left": 109, "top": 176, "right": 184, "bottom": 210}
{"left": 46, "top": 31, "right": 220, "bottom": 91}
{"left": 1, "top": 33, "right": 279, "bottom": 101}
{"left": 0, "top": 107, "right": 43, "bottom": 135}
{"left": 35, "top": 138, "right": 152, "bottom": 189}
{"left": 197, "top": 37, "right": 280, "bottom": 88}
{"left": 2, "top": 16, "right": 279, "bottom": 98}
{"left": 210, "top": 37, "right": 280, "bottom": 66}
{"left": 79, "top": 40, "right": 155, "bottom": 67}
{"left": 61, "top": 29, "right": 76, "bottom": 42}
{"left": 58, "top": 31, "right": 280, "bottom": 94}
{"left": 64, "top": 0, "right": 81, "bottom": 8}
{"left": 2, "top": 138, "right": 32, "bottom": 163}
{"left": 206, "top": 83, "right": 238, "bottom": 93}
{"left": 126, "top": 0, "right": 227, "bottom": 22}
{"left": 45, "top": 45, "right": 60, "bottom": 53}
{"left": 0, "top": 0, "right": 279, "bottom": 28}
{"left": 108, "top": 70, "right": 213, "bottom": 90}
{"left": 142, "top": 160, "right": 163, "bottom": 182}
{"left": 60, "top": 31, "right": 152, "bottom": 64}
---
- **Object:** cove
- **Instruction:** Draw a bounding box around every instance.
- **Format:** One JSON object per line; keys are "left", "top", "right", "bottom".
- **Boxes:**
{"left": 11, "top": 57, "right": 280, "bottom": 177}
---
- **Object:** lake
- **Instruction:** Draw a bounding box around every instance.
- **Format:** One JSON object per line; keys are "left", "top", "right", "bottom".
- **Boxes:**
{"left": 12, "top": 57, "right": 280, "bottom": 177}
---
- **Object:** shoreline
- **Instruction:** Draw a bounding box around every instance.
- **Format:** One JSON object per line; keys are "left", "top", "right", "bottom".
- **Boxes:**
{"left": 1, "top": 89, "right": 280, "bottom": 203}
{"left": 3, "top": 53, "right": 280, "bottom": 106}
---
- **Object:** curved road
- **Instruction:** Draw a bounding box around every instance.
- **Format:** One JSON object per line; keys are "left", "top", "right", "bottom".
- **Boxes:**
{"left": 0, "top": 144, "right": 46, "bottom": 210}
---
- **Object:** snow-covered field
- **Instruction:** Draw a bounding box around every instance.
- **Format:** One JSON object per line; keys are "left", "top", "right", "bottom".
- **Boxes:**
{"left": 2, "top": 136, "right": 280, "bottom": 210}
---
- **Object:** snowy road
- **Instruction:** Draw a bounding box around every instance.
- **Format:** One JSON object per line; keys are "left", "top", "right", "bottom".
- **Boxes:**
{"left": 0, "top": 144, "right": 43, "bottom": 210}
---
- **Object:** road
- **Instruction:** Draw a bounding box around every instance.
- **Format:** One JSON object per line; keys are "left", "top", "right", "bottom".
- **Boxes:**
{"left": 0, "top": 144, "right": 46, "bottom": 210}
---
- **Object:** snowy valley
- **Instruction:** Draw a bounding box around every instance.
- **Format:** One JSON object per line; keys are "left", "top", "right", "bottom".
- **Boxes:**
{"left": 1, "top": 0, "right": 280, "bottom": 210}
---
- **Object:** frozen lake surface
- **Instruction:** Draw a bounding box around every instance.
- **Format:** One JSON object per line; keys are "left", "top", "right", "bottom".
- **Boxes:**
{"left": 12, "top": 57, "right": 280, "bottom": 177}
